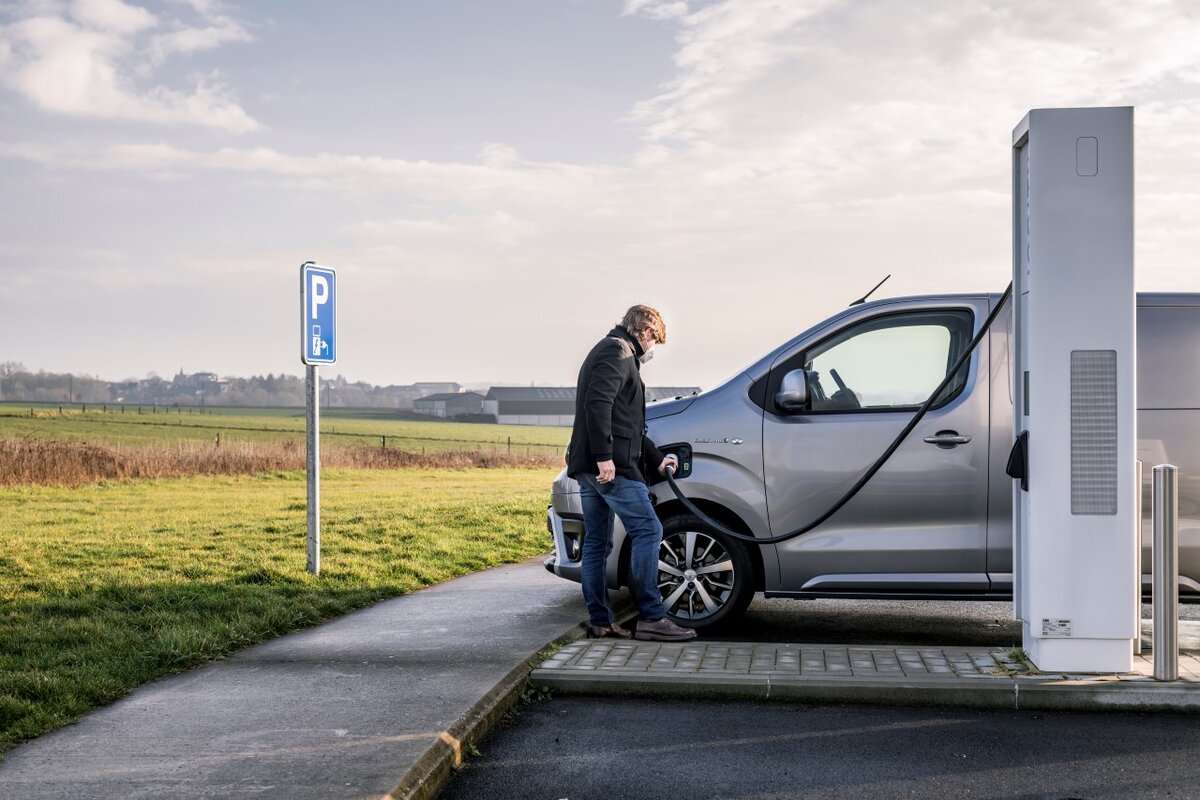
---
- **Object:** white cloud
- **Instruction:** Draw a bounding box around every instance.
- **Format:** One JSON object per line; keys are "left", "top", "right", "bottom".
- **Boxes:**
{"left": 69, "top": 0, "right": 157, "bottom": 34}
{"left": 344, "top": 211, "right": 538, "bottom": 247}
{"left": 623, "top": 0, "right": 690, "bottom": 20}
{"left": 1, "top": 140, "right": 616, "bottom": 210}
{"left": 0, "top": 0, "right": 256, "bottom": 131}
{"left": 146, "top": 0, "right": 250, "bottom": 66}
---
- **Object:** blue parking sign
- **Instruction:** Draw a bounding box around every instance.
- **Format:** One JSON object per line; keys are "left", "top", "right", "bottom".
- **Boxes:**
{"left": 301, "top": 262, "right": 336, "bottom": 364}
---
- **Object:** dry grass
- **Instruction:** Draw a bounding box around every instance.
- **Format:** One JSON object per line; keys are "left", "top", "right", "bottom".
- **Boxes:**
{"left": 0, "top": 438, "right": 563, "bottom": 486}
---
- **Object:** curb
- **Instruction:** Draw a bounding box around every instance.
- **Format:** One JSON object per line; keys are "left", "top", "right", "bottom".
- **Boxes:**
{"left": 382, "top": 602, "right": 635, "bottom": 800}
{"left": 530, "top": 670, "right": 1200, "bottom": 714}
{"left": 383, "top": 622, "right": 586, "bottom": 800}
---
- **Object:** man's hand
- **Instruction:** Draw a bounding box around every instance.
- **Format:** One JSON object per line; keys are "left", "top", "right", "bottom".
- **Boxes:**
{"left": 658, "top": 454, "right": 679, "bottom": 476}
{"left": 596, "top": 459, "right": 616, "bottom": 483}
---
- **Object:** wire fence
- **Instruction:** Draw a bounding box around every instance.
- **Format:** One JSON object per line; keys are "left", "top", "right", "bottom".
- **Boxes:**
{"left": 0, "top": 404, "right": 569, "bottom": 456}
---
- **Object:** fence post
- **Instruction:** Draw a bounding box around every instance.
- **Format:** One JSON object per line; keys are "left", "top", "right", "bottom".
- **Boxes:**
{"left": 381, "top": 436, "right": 386, "bottom": 449}
{"left": 507, "top": 436, "right": 511, "bottom": 454}
{"left": 1152, "top": 464, "right": 1179, "bottom": 681}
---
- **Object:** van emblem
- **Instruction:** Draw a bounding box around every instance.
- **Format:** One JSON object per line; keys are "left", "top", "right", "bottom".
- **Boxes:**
{"left": 694, "top": 437, "right": 743, "bottom": 445}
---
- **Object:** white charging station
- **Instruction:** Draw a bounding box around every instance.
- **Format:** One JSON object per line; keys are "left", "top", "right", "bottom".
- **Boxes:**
{"left": 1012, "top": 107, "right": 1137, "bottom": 673}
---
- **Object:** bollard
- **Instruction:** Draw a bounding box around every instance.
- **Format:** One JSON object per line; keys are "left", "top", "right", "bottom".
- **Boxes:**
{"left": 1132, "top": 462, "right": 1142, "bottom": 657}
{"left": 1152, "top": 464, "right": 1179, "bottom": 681}
{"left": 1134, "top": 460, "right": 1143, "bottom": 656}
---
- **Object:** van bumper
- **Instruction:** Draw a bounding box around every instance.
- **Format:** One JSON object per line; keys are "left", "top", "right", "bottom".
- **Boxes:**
{"left": 544, "top": 505, "right": 583, "bottom": 583}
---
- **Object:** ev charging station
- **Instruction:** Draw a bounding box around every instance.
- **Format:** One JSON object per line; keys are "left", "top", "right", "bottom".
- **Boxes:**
{"left": 1011, "top": 107, "right": 1137, "bottom": 672}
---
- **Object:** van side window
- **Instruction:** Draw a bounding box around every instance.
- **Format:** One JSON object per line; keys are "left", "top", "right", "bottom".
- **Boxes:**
{"left": 773, "top": 310, "right": 974, "bottom": 414}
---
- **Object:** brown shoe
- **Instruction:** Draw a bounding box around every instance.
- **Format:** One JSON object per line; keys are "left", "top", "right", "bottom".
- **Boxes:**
{"left": 634, "top": 618, "right": 697, "bottom": 641}
{"left": 584, "top": 622, "right": 633, "bottom": 639}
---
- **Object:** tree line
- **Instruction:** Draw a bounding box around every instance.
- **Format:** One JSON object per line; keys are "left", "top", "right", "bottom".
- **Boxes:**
{"left": 0, "top": 363, "right": 422, "bottom": 408}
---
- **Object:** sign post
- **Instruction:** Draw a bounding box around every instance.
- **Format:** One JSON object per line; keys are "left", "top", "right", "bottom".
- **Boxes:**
{"left": 301, "top": 262, "right": 336, "bottom": 575}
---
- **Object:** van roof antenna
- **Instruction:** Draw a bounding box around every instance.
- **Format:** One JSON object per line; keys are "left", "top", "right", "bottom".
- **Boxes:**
{"left": 850, "top": 274, "right": 891, "bottom": 306}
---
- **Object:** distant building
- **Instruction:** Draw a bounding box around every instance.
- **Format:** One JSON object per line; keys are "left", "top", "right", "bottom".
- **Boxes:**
{"left": 411, "top": 382, "right": 462, "bottom": 396}
{"left": 483, "top": 387, "right": 575, "bottom": 426}
{"left": 413, "top": 391, "right": 484, "bottom": 418}
{"left": 481, "top": 386, "right": 701, "bottom": 426}
{"left": 173, "top": 370, "right": 219, "bottom": 387}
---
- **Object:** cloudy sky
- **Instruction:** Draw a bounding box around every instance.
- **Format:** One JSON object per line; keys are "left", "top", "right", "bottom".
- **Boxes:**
{"left": 2, "top": 0, "right": 1199, "bottom": 389}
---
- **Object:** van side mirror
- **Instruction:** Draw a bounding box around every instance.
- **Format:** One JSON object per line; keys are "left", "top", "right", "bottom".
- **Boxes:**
{"left": 775, "top": 369, "right": 810, "bottom": 412}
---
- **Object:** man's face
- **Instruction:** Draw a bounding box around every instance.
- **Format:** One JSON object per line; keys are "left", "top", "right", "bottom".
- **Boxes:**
{"left": 637, "top": 326, "right": 660, "bottom": 353}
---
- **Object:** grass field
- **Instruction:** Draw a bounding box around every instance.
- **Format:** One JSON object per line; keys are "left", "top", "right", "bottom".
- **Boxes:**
{"left": 0, "top": 403, "right": 570, "bottom": 453}
{"left": 0, "top": 404, "right": 571, "bottom": 753}
{"left": 0, "top": 467, "right": 559, "bottom": 754}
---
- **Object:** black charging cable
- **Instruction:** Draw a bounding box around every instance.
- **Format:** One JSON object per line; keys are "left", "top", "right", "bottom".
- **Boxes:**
{"left": 659, "top": 283, "right": 1014, "bottom": 545}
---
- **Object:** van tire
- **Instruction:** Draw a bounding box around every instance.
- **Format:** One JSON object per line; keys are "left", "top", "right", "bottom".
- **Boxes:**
{"left": 657, "top": 513, "right": 755, "bottom": 630}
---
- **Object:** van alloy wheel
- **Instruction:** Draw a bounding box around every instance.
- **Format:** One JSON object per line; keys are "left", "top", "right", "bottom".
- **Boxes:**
{"left": 656, "top": 514, "right": 754, "bottom": 628}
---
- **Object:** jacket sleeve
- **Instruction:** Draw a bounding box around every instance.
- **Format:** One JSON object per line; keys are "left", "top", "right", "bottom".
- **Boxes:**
{"left": 643, "top": 434, "right": 665, "bottom": 474}
{"left": 584, "top": 340, "right": 625, "bottom": 462}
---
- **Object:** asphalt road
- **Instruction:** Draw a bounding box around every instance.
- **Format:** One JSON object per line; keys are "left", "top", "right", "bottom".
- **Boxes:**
{"left": 440, "top": 696, "right": 1200, "bottom": 800}
{"left": 440, "top": 596, "right": 1200, "bottom": 799}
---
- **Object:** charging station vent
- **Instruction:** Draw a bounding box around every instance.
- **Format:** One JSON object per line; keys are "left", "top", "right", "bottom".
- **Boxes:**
{"left": 1070, "top": 350, "right": 1118, "bottom": 515}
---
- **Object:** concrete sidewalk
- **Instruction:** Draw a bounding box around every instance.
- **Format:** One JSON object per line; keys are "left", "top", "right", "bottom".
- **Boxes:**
{"left": 2, "top": 560, "right": 1197, "bottom": 800}
{"left": 0, "top": 559, "right": 587, "bottom": 800}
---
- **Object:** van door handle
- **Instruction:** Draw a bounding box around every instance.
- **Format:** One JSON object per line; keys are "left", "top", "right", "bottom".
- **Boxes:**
{"left": 923, "top": 431, "right": 972, "bottom": 448}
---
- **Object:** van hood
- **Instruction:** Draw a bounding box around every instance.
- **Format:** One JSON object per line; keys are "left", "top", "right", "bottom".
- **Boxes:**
{"left": 646, "top": 395, "right": 697, "bottom": 420}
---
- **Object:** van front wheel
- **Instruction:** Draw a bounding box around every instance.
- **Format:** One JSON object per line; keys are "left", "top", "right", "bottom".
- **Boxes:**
{"left": 657, "top": 514, "right": 754, "bottom": 630}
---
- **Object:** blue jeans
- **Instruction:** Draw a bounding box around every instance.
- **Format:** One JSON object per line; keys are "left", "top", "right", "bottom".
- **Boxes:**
{"left": 578, "top": 474, "right": 667, "bottom": 626}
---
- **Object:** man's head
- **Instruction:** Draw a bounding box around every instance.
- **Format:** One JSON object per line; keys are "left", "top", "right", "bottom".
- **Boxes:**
{"left": 619, "top": 305, "right": 667, "bottom": 352}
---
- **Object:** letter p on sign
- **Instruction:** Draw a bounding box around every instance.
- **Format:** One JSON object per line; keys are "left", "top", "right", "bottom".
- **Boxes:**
{"left": 301, "top": 262, "right": 336, "bottom": 365}
{"left": 310, "top": 275, "right": 328, "bottom": 319}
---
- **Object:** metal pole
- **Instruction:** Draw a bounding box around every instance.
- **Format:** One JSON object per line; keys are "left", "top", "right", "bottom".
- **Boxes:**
{"left": 306, "top": 365, "right": 320, "bottom": 575}
{"left": 1152, "top": 464, "right": 1178, "bottom": 681}
{"left": 1134, "top": 460, "right": 1143, "bottom": 656}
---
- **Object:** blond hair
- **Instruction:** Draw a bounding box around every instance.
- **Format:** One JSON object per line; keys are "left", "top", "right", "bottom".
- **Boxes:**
{"left": 619, "top": 305, "right": 666, "bottom": 344}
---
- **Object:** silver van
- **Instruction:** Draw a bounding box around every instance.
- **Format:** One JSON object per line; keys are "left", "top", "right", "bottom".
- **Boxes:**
{"left": 545, "top": 292, "right": 1200, "bottom": 630}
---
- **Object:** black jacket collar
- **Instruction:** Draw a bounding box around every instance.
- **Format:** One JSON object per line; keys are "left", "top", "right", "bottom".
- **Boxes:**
{"left": 608, "top": 326, "right": 645, "bottom": 361}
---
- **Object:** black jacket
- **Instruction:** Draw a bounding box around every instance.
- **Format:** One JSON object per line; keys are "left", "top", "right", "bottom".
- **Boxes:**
{"left": 567, "top": 326, "right": 665, "bottom": 484}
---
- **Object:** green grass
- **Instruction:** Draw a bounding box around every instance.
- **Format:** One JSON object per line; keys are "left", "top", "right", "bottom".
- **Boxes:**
{"left": 0, "top": 467, "right": 558, "bottom": 753}
{"left": 0, "top": 404, "right": 570, "bottom": 453}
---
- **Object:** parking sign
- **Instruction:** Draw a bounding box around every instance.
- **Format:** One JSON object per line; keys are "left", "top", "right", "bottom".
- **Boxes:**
{"left": 301, "top": 262, "right": 336, "bottom": 364}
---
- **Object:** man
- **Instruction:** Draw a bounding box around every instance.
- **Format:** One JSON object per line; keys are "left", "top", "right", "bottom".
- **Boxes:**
{"left": 567, "top": 305, "right": 697, "bottom": 642}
